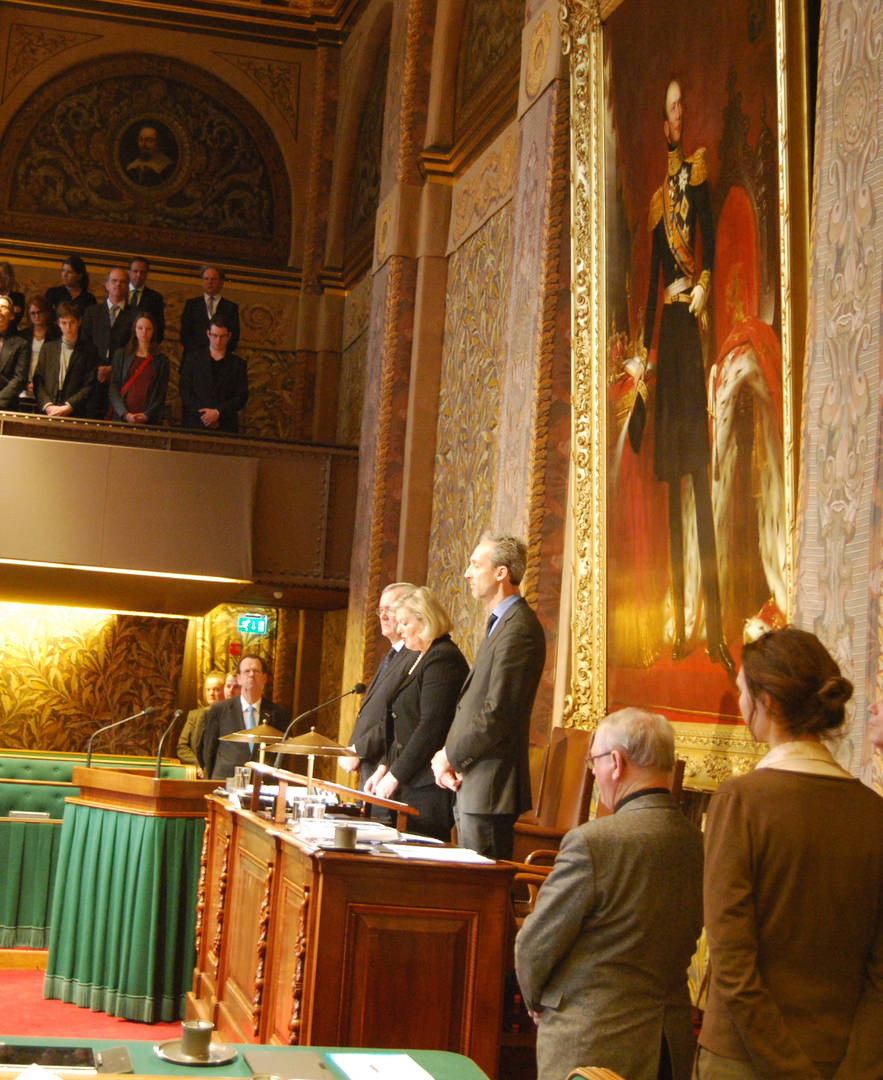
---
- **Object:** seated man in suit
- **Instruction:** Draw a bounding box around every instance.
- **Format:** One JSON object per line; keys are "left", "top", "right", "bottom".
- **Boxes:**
{"left": 180, "top": 265, "right": 240, "bottom": 353}
{"left": 80, "top": 267, "right": 136, "bottom": 419}
{"left": 179, "top": 313, "right": 248, "bottom": 433}
{"left": 33, "top": 301, "right": 97, "bottom": 417}
{"left": 127, "top": 256, "right": 165, "bottom": 344}
{"left": 515, "top": 709, "right": 703, "bottom": 1080}
{"left": 0, "top": 295, "right": 29, "bottom": 411}
{"left": 201, "top": 654, "right": 289, "bottom": 780}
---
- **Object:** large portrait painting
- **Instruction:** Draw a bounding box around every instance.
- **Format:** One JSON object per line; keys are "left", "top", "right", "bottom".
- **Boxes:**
{"left": 564, "top": 0, "right": 809, "bottom": 787}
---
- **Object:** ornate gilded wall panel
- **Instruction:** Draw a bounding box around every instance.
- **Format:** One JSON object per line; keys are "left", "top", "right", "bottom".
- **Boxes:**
{"left": 0, "top": 605, "right": 186, "bottom": 754}
{"left": 0, "top": 53, "right": 291, "bottom": 265}
{"left": 427, "top": 206, "right": 513, "bottom": 660}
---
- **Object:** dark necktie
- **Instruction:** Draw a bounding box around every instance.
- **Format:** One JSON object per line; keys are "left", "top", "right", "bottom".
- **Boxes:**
{"left": 376, "top": 648, "right": 395, "bottom": 677}
{"left": 486, "top": 613, "right": 498, "bottom": 637}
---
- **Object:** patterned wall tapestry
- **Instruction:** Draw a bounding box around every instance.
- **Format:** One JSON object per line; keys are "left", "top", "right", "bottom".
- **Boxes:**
{"left": 427, "top": 206, "right": 513, "bottom": 661}
{"left": 0, "top": 605, "right": 187, "bottom": 755}
{"left": 794, "top": 0, "right": 882, "bottom": 784}
{"left": 0, "top": 52, "right": 291, "bottom": 264}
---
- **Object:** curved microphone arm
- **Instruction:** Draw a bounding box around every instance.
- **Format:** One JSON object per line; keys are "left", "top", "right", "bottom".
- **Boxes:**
{"left": 155, "top": 709, "right": 185, "bottom": 778}
{"left": 85, "top": 706, "right": 157, "bottom": 767}
{"left": 277, "top": 683, "right": 367, "bottom": 743}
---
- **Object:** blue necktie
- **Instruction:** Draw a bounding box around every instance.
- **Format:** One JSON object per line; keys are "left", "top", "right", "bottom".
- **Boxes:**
{"left": 246, "top": 705, "right": 256, "bottom": 729}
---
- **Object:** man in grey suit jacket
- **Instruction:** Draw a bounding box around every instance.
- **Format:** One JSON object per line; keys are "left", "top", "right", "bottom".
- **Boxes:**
{"left": 340, "top": 581, "right": 417, "bottom": 791}
{"left": 515, "top": 708, "right": 703, "bottom": 1080}
{"left": 80, "top": 267, "right": 137, "bottom": 419}
{"left": 431, "top": 534, "right": 545, "bottom": 859}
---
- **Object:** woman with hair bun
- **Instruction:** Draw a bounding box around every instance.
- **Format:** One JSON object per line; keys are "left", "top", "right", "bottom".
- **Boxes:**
{"left": 365, "top": 586, "right": 468, "bottom": 841}
{"left": 696, "top": 627, "right": 883, "bottom": 1079}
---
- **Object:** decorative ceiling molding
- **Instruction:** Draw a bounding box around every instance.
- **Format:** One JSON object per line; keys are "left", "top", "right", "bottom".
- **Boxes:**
{"left": 1, "top": 0, "right": 364, "bottom": 47}
{"left": 215, "top": 52, "right": 302, "bottom": 140}
{"left": 3, "top": 23, "right": 100, "bottom": 101}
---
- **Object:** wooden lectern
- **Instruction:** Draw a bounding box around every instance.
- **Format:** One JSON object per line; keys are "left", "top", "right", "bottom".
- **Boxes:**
{"left": 44, "top": 767, "right": 217, "bottom": 1023}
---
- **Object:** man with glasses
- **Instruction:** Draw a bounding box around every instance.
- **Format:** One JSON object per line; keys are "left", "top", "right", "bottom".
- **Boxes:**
{"left": 340, "top": 582, "right": 417, "bottom": 792}
{"left": 202, "top": 654, "right": 289, "bottom": 780}
{"left": 515, "top": 708, "right": 702, "bottom": 1080}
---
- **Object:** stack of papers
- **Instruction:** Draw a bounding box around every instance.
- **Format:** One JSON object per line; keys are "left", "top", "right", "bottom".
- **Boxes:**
{"left": 328, "top": 1054, "right": 434, "bottom": 1080}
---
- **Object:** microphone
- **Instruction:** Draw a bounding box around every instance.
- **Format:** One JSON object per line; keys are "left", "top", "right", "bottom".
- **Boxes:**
{"left": 274, "top": 683, "right": 366, "bottom": 766}
{"left": 85, "top": 706, "right": 157, "bottom": 767}
{"left": 155, "top": 708, "right": 185, "bottom": 778}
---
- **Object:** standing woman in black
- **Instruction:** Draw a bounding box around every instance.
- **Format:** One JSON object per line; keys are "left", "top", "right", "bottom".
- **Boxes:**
{"left": 45, "top": 254, "right": 95, "bottom": 319}
{"left": 365, "top": 586, "right": 468, "bottom": 841}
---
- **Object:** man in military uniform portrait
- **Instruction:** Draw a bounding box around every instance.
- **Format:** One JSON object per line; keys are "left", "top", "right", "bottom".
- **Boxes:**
{"left": 640, "top": 78, "right": 734, "bottom": 678}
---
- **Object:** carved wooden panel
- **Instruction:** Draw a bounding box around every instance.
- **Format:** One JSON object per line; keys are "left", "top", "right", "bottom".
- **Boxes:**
{"left": 338, "top": 907, "right": 472, "bottom": 1050}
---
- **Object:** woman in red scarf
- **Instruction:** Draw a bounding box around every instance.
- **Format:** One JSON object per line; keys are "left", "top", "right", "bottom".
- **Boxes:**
{"left": 108, "top": 312, "right": 169, "bottom": 424}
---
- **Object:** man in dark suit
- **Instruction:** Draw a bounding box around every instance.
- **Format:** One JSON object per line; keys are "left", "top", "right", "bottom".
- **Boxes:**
{"left": 179, "top": 314, "right": 248, "bottom": 433}
{"left": 127, "top": 257, "right": 165, "bottom": 344}
{"left": 0, "top": 295, "right": 28, "bottom": 411}
{"left": 340, "top": 581, "right": 417, "bottom": 791}
{"left": 201, "top": 654, "right": 289, "bottom": 780}
{"left": 515, "top": 709, "right": 703, "bottom": 1080}
{"left": 431, "top": 533, "right": 546, "bottom": 859}
{"left": 80, "top": 267, "right": 136, "bottom": 419}
{"left": 180, "top": 265, "right": 240, "bottom": 353}
{"left": 33, "top": 301, "right": 97, "bottom": 417}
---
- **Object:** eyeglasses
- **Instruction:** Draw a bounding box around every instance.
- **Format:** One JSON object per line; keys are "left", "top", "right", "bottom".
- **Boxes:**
{"left": 375, "top": 606, "right": 395, "bottom": 617}
{"left": 588, "top": 750, "right": 613, "bottom": 768}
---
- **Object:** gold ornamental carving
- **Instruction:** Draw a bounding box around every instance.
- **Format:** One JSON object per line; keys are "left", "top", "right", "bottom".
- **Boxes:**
{"left": 561, "top": 0, "right": 605, "bottom": 727}
{"left": 449, "top": 127, "right": 518, "bottom": 251}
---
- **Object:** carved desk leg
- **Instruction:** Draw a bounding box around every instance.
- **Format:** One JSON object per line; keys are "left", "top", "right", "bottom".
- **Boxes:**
{"left": 288, "top": 884, "right": 311, "bottom": 1045}
{"left": 252, "top": 859, "right": 275, "bottom": 1038}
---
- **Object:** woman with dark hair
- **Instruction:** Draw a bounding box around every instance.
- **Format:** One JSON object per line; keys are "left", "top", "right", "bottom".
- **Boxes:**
{"left": 45, "top": 254, "right": 95, "bottom": 318}
{"left": 696, "top": 627, "right": 883, "bottom": 1080}
{"left": 108, "top": 312, "right": 169, "bottom": 424}
{"left": 365, "top": 586, "right": 468, "bottom": 840}
{"left": 0, "top": 261, "right": 26, "bottom": 332}
{"left": 19, "top": 294, "right": 59, "bottom": 408}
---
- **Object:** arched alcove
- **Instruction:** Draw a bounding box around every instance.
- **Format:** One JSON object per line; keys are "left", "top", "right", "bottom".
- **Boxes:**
{"left": 0, "top": 52, "right": 292, "bottom": 267}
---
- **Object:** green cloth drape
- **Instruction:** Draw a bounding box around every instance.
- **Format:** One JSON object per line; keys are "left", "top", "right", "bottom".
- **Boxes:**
{"left": 43, "top": 802, "right": 204, "bottom": 1022}
{"left": 0, "top": 820, "right": 61, "bottom": 947}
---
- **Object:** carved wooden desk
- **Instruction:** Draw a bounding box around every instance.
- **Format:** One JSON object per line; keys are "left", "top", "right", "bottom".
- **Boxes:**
{"left": 188, "top": 797, "right": 513, "bottom": 1079}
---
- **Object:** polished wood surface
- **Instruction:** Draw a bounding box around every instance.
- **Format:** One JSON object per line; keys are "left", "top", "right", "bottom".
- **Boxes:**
{"left": 189, "top": 797, "right": 513, "bottom": 1079}
{"left": 69, "top": 767, "right": 217, "bottom": 817}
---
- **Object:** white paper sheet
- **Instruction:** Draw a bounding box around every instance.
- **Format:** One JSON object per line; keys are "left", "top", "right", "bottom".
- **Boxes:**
{"left": 382, "top": 844, "right": 493, "bottom": 863}
{"left": 327, "top": 1053, "right": 434, "bottom": 1080}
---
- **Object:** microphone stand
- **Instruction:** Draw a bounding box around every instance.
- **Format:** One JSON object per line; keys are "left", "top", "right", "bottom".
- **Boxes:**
{"left": 85, "top": 706, "right": 157, "bottom": 767}
{"left": 155, "top": 709, "right": 185, "bottom": 778}
{"left": 274, "top": 683, "right": 366, "bottom": 768}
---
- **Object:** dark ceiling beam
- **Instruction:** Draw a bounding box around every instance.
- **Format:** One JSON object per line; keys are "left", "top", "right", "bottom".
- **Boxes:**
{"left": 4, "top": 0, "right": 366, "bottom": 48}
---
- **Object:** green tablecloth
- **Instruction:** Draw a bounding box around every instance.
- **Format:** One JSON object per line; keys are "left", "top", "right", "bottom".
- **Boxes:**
{"left": 0, "top": 820, "right": 61, "bottom": 947}
{"left": 43, "top": 802, "right": 204, "bottom": 1023}
{"left": 0, "top": 1037, "right": 490, "bottom": 1079}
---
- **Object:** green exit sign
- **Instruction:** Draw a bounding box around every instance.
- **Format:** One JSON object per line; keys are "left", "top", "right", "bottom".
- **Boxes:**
{"left": 237, "top": 613, "right": 268, "bottom": 635}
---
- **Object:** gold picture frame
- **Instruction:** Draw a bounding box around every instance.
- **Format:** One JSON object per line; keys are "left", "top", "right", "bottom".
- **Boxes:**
{"left": 562, "top": 0, "right": 810, "bottom": 789}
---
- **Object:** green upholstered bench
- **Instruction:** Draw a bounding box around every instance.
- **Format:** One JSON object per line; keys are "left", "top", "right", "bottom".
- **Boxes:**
{"left": 0, "top": 750, "right": 193, "bottom": 949}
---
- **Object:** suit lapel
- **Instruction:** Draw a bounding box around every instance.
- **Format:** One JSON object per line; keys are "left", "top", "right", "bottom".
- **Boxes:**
{"left": 457, "top": 597, "right": 526, "bottom": 700}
